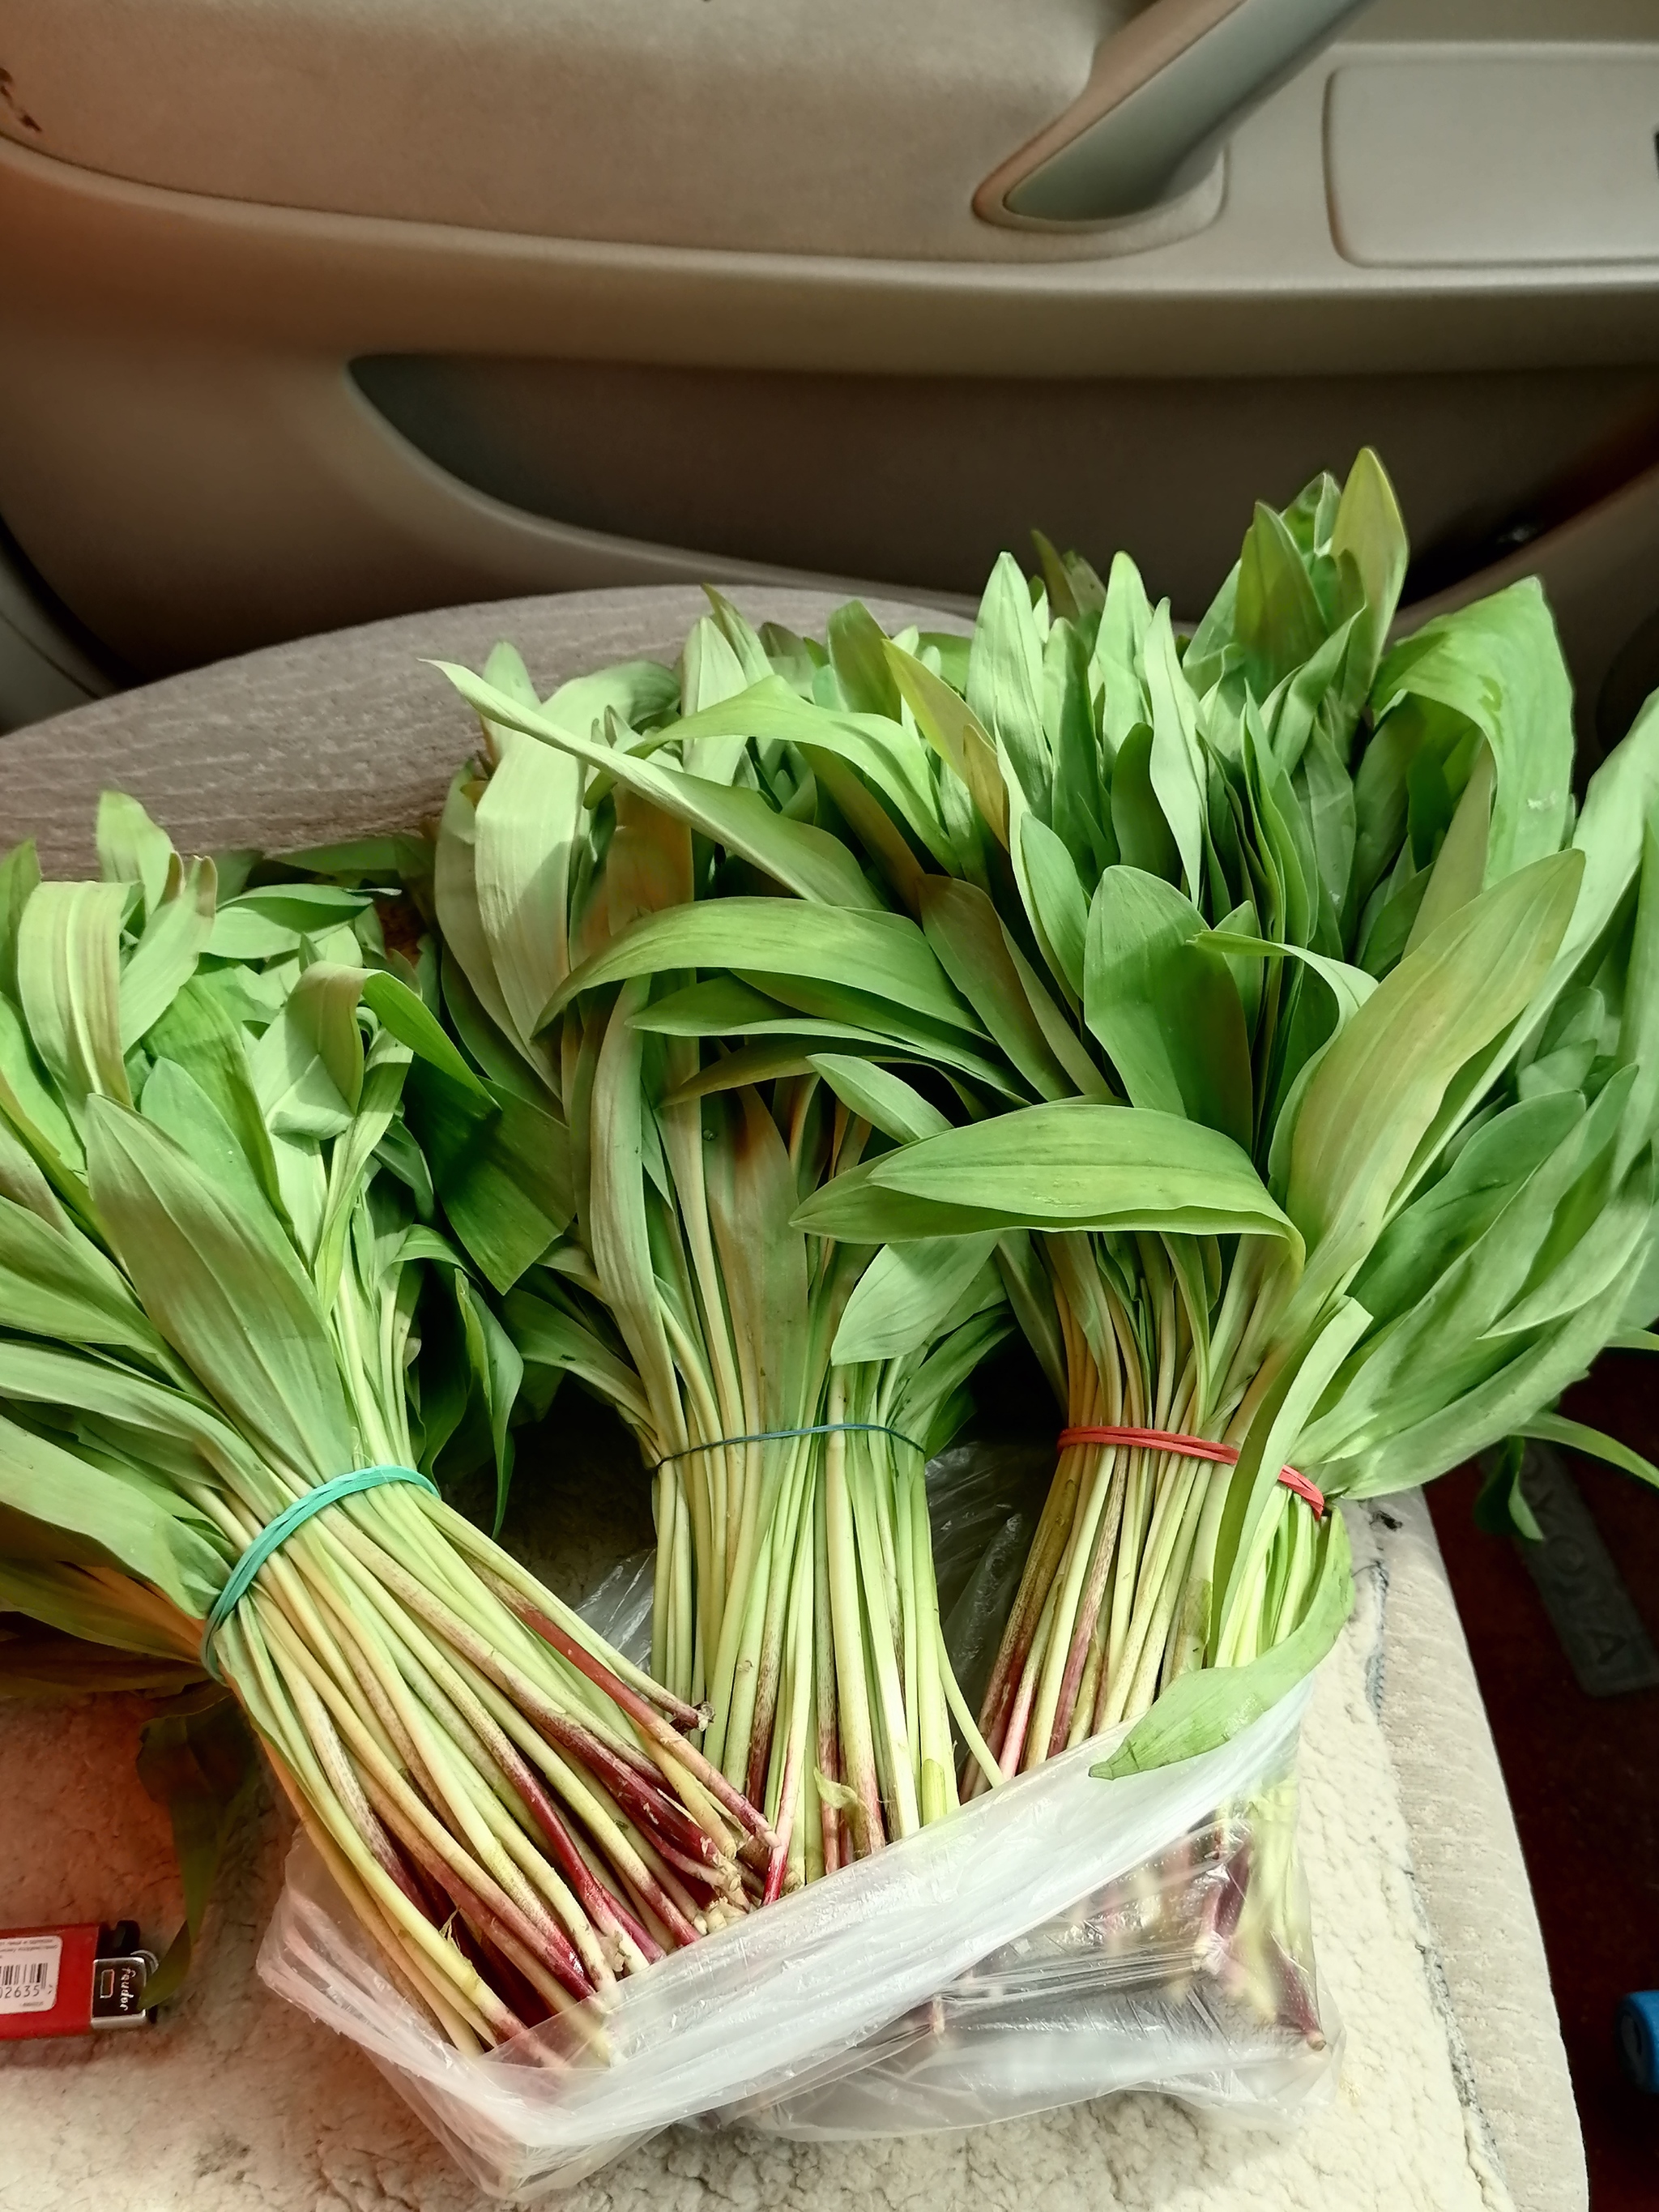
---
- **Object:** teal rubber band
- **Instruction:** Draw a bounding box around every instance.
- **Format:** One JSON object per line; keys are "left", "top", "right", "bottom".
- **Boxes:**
{"left": 201, "top": 1463, "right": 437, "bottom": 1680}
{"left": 655, "top": 1422, "right": 923, "bottom": 1470}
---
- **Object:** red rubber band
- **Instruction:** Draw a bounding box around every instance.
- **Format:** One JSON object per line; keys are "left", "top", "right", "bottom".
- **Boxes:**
{"left": 1056, "top": 1425, "right": 1324, "bottom": 1519}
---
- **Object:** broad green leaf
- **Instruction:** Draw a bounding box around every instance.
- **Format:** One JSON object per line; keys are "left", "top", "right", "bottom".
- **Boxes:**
{"left": 437, "top": 940, "right": 545, "bottom": 1106}
{"left": 663, "top": 1042, "right": 824, "bottom": 1104}
{"left": 1336, "top": 1253, "right": 1641, "bottom": 1497}
{"left": 146, "top": 977, "right": 286, "bottom": 1221}
{"left": 0, "top": 993, "right": 86, "bottom": 1189}
{"left": 1619, "top": 1230, "right": 1659, "bottom": 1330}
{"left": 1043, "top": 617, "right": 1111, "bottom": 878}
{"left": 312, "top": 1037, "right": 412, "bottom": 1310}
{"left": 1205, "top": 933, "right": 1375, "bottom": 1030}
{"left": 1512, "top": 685, "right": 1659, "bottom": 1070}
{"left": 85, "top": 1099, "right": 354, "bottom": 1481}
{"left": 832, "top": 1235, "right": 1000, "bottom": 1363}
{"left": 0, "top": 1556, "right": 193, "bottom": 1659}
{"left": 1303, "top": 1082, "right": 1621, "bottom": 1462}
{"left": 629, "top": 975, "right": 787, "bottom": 1038}
{"left": 120, "top": 856, "right": 217, "bottom": 1049}
{"left": 433, "top": 772, "right": 534, "bottom": 1079}
{"left": 702, "top": 1086, "right": 810, "bottom": 1445}
{"left": 806, "top": 1055, "right": 951, "bottom": 1146}
{"left": 278, "top": 832, "right": 432, "bottom": 886}
{"left": 919, "top": 878, "right": 1071, "bottom": 1101}
{"left": 360, "top": 970, "right": 488, "bottom": 1098}
{"left": 992, "top": 1225, "right": 1067, "bottom": 1405}
{"left": 0, "top": 1411, "right": 222, "bottom": 1617}
{"left": 1235, "top": 501, "right": 1328, "bottom": 702}
{"left": 731, "top": 974, "right": 1022, "bottom": 1099}
{"left": 585, "top": 979, "right": 689, "bottom": 1447}
{"left": 1002, "top": 926, "right": 1111, "bottom": 1100}
{"left": 0, "top": 1111, "right": 69, "bottom": 1228}
{"left": 893, "top": 1304, "right": 1012, "bottom": 1459}
{"left": 223, "top": 884, "right": 371, "bottom": 932}
{"left": 701, "top": 588, "right": 774, "bottom": 690}
{"left": 436, "top": 662, "right": 881, "bottom": 912}
{"left": 1473, "top": 1435, "right": 1542, "bottom": 1541}
{"left": 406, "top": 1063, "right": 572, "bottom": 1294}
{"left": 1351, "top": 700, "right": 1422, "bottom": 912}
{"left": 600, "top": 775, "right": 697, "bottom": 944}
{"left": 641, "top": 974, "right": 1021, "bottom": 1100}
{"left": 968, "top": 552, "right": 1051, "bottom": 821}
{"left": 396, "top": 1222, "right": 466, "bottom": 1268}
{"left": 761, "top": 619, "right": 827, "bottom": 694}
{"left": 1031, "top": 530, "right": 1084, "bottom": 627}
{"left": 452, "top": 1270, "right": 523, "bottom": 1532}
{"left": 1404, "top": 741, "right": 1494, "bottom": 957}
{"left": 1085, "top": 871, "right": 1253, "bottom": 1150}
{"left": 793, "top": 1154, "right": 1030, "bottom": 1243}
{"left": 1019, "top": 816, "right": 1090, "bottom": 1001}
{"left": 1243, "top": 704, "right": 1316, "bottom": 952}
{"left": 543, "top": 899, "right": 981, "bottom": 1038}
{"left": 248, "top": 995, "right": 352, "bottom": 1140}
{"left": 797, "top": 747, "right": 926, "bottom": 915}
{"left": 1111, "top": 724, "right": 1180, "bottom": 884}
{"left": 1352, "top": 1090, "right": 1583, "bottom": 1325}
{"left": 1357, "top": 856, "right": 1430, "bottom": 980}
{"left": 1283, "top": 851, "right": 1584, "bottom": 1317}
{"left": 96, "top": 792, "right": 175, "bottom": 914}
{"left": 206, "top": 907, "right": 301, "bottom": 960}
{"left": 1295, "top": 724, "right": 1358, "bottom": 918}
{"left": 636, "top": 977, "right": 970, "bottom": 1081}
{"left": 18, "top": 880, "right": 136, "bottom": 1108}
{"left": 543, "top": 658, "right": 680, "bottom": 737}
{"left": 288, "top": 963, "right": 365, "bottom": 1111}
{"left": 0, "top": 1192, "right": 177, "bottom": 1372}
{"left": 1090, "top": 552, "right": 1153, "bottom": 748}
{"left": 0, "top": 840, "right": 41, "bottom": 1000}
{"left": 1328, "top": 447, "right": 1408, "bottom": 745}
{"left": 1488, "top": 1162, "right": 1653, "bottom": 1339}
{"left": 827, "top": 601, "right": 902, "bottom": 720}
{"left": 140, "top": 1057, "right": 279, "bottom": 1226}
{"left": 502, "top": 1283, "right": 652, "bottom": 1429}
{"left": 1615, "top": 798, "right": 1659, "bottom": 1178}
{"left": 1371, "top": 579, "right": 1573, "bottom": 890}
{"left": 473, "top": 724, "right": 583, "bottom": 1046}
{"left": 680, "top": 613, "right": 752, "bottom": 732}
{"left": 663, "top": 677, "right": 952, "bottom": 867}
{"left": 802, "top": 1102, "right": 1299, "bottom": 1245}
{"left": 885, "top": 643, "right": 1009, "bottom": 847}
{"left": 1143, "top": 604, "right": 1208, "bottom": 900}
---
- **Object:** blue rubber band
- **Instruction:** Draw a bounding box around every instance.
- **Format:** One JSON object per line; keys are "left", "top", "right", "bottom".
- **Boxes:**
{"left": 201, "top": 1463, "right": 437, "bottom": 1680}
{"left": 655, "top": 1422, "right": 923, "bottom": 1470}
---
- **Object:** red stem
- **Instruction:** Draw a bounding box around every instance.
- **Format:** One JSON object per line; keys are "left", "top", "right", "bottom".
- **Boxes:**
{"left": 505, "top": 1591, "right": 778, "bottom": 1849}
{"left": 394, "top": 1813, "right": 594, "bottom": 2003}
{"left": 510, "top": 1753, "right": 664, "bottom": 1966}
{"left": 764, "top": 1731, "right": 801, "bottom": 1907}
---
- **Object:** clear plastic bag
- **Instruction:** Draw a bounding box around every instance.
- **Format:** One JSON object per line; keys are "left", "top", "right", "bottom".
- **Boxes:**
{"left": 256, "top": 1444, "right": 1339, "bottom": 2194}
{"left": 739, "top": 1744, "right": 1333, "bottom": 2138}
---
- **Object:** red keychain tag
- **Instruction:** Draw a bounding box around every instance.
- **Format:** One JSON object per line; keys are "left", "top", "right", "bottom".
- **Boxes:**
{"left": 0, "top": 1923, "right": 156, "bottom": 2041}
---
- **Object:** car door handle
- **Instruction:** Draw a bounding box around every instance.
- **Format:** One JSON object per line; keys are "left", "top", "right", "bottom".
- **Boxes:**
{"left": 976, "top": 0, "right": 1372, "bottom": 228}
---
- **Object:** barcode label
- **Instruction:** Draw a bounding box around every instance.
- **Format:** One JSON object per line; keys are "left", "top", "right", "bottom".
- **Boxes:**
{"left": 0, "top": 1934, "right": 62, "bottom": 2014}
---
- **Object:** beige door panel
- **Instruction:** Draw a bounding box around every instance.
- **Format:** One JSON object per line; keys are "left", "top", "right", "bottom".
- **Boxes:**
{"left": 0, "top": 2, "right": 1657, "bottom": 716}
